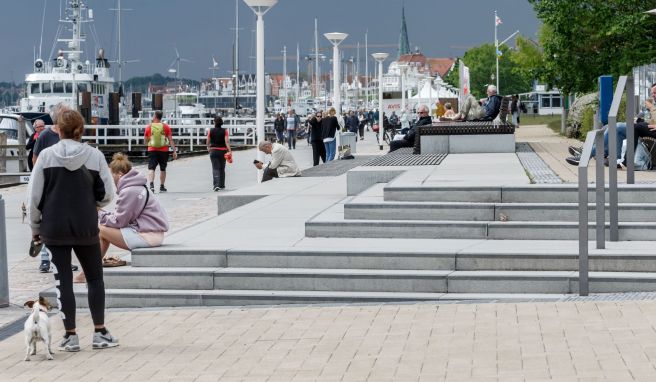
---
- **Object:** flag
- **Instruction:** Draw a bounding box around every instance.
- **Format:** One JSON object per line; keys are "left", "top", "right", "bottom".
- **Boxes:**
{"left": 212, "top": 56, "right": 219, "bottom": 68}
{"left": 495, "top": 15, "right": 502, "bottom": 26}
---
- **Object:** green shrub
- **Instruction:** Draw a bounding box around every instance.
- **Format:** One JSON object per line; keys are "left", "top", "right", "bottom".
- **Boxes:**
{"left": 579, "top": 106, "right": 595, "bottom": 139}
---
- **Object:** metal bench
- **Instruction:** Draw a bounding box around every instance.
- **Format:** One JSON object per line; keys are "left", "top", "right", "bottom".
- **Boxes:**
{"left": 414, "top": 96, "right": 516, "bottom": 154}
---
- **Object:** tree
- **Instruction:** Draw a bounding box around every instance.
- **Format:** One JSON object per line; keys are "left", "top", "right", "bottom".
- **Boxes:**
{"left": 529, "top": 0, "right": 656, "bottom": 95}
{"left": 460, "top": 44, "right": 533, "bottom": 98}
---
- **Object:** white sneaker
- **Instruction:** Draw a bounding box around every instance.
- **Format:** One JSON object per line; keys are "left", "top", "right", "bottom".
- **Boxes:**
{"left": 58, "top": 334, "right": 80, "bottom": 352}
{"left": 92, "top": 331, "right": 119, "bottom": 349}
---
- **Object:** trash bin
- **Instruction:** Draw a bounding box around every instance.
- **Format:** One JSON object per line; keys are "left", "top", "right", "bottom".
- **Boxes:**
{"left": 340, "top": 132, "right": 357, "bottom": 154}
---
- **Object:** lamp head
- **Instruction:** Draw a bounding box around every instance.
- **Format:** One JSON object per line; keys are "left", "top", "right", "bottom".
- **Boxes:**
{"left": 243, "top": 0, "right": 278, "bottom": 15}
{"left": 647, "top": 8, "right": 656, "bottom": 15}
{"left": 324, "top": 32, "right": 348, "bottom": 46}
{"left": 371, "top": 53, "right": 389, "bottom": 62}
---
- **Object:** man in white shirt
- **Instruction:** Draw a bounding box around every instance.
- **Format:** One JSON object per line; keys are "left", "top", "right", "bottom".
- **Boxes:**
{"left": 254, "top": 141, "right": 301, "bottom": 182}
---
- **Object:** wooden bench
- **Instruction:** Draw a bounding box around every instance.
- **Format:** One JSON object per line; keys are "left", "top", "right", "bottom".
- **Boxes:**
{"left": 414, "top": 96, "right": 516, "bottom": 154}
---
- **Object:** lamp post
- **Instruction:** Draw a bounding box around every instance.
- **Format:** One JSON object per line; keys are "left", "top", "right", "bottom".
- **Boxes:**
{"left": 372, "top": 52, "right": 388, "bottom": 150}
{"left": 398, "top": 62, "right": 408, "bottom": 113}
{"left": 325, "top": 32, "right": 348, "bottom": 149}
{"left": 244, "top": 0, "right": 277, "bottom": 181}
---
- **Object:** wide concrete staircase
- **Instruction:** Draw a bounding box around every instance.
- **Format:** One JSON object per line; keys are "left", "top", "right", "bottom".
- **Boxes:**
{"left": 46, "top": 181, "right": 656, "bottom": 308}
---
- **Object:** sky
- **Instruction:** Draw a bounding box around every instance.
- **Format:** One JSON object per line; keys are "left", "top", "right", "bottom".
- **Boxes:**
{"left": 0, "top": 0, "right": 541, "bottom": 83}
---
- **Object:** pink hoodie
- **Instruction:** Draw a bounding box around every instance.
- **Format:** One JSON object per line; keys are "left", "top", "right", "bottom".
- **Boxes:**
{"left": 98, "top": 169, "right": 169, "bottom": 232}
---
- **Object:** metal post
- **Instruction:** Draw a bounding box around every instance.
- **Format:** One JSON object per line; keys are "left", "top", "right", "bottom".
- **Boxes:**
{"left": 255, "top": 14, "right": 265, "bottom": 180}
{"left": 608, "top": 115, "right": 619, "bottom": 241}
{"left": 333, "top": 43, "right": 341, "bottom": 149}
{"left": 594, "top": 113, "right": 605, "bottom": 249}
{"left": 578, "top": 166, "right": 589, "bottom": 296}
{"left": 626, "top": 76, "right": 635, "bottom": 184}
{"left": 0, "top": 195, "right": 9, "bottom": 307}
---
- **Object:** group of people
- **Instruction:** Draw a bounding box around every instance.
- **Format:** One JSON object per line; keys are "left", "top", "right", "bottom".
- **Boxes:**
{"left": 27, "top": 106, "right": 170, "bottom": 352}
{"left": 565, "top": 83, "right": 656, "bottom": 169}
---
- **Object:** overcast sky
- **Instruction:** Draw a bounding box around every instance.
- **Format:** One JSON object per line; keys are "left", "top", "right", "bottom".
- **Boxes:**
{"left": 0, "top": 0, "right": 541, "bottom": 83}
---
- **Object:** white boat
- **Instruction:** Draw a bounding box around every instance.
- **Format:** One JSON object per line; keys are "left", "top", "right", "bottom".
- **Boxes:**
{"left": 19, "top": 0, "right": 116, "bottom": 123}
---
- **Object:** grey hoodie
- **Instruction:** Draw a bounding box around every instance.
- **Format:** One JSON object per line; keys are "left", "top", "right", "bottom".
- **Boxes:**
{"left": 28, "top": 139, "right": 114, "bottom": 246}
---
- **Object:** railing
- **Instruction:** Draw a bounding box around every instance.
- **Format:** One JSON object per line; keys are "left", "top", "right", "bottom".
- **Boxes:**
{"left": 82, "top": 116, "right": 272, "bottom": 151}
{"left": 577, "top": 75, "right": 635, "bottom": 296}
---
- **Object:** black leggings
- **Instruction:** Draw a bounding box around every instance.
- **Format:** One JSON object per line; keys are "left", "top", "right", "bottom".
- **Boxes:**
{"left": 209, "top": 150, "right": 227, "bottom": 188}
{"left": 49, "top": 244, "right": 105, "bottom": 331}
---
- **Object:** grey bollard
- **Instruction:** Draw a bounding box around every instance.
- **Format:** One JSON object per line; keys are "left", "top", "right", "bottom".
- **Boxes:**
{"left": 0, "top": 195, "right": 8, "bottom": 307}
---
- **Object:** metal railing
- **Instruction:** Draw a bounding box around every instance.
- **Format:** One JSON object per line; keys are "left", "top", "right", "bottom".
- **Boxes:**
{"left": 577, "top": 75, "right": 635, "bottom": 296}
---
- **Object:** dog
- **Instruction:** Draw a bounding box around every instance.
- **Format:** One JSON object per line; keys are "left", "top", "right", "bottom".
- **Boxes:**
{"left": 23, "top": 297, "right": 54, "bottom": 361}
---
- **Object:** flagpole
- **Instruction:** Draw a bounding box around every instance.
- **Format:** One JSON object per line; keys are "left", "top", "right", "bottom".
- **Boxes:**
{"left": 495, "top": 10, "right": 499, "bottom": 92}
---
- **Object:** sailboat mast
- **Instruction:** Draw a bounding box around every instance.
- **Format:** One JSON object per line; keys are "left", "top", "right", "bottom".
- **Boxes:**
{"left": 296, "top": 43, "right": 300, "bottom": 102}
{"left": 314, "top": 18, "right": 319, "bottom": 98}
{"left": 365, "top": 30, "right": 368, "bottom": 108}
{"left": 234, "top": 0, "right": 239, "bottom": 112}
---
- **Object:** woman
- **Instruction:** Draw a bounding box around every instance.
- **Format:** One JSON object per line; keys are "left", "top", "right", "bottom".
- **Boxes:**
{"left": 309, "top": 111, "right": 326, "bottom": 166}
{"left": 206, "top": 116, "right": 232, "bottom": 191}
{"left": 322, "top": 107, "right": 339, "bottom": 161}
{"left": 273, "top": 113, "right": 285, "bottom": 144}
{"left": 98, "top": 153, "right": 169, "bottom": 261}
{"left": 28, "top": 109, "right": 118, "bottom": 351}
{"left": 511, "top": 94, "right": 521, "bottom": 128}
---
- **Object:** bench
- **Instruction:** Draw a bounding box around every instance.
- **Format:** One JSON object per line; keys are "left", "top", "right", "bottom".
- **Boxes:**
{"left": 414, "top": 96, "right": 516, "bottom": 154}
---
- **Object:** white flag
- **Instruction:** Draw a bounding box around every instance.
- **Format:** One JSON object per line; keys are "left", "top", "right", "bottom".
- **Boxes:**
{"left": 495, "top": 15, "right": 502, "bottom": 26}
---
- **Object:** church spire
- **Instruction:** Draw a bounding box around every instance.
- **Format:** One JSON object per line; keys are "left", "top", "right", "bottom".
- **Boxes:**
{"left": 398, "top": 1, "right": 410, "bottom": 58}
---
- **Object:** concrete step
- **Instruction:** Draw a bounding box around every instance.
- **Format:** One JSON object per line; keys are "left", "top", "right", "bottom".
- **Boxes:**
{"left": 344, "top": 199, "right": 656, "bottom": 222}
{"left": 103, "top": 267, "right": 451, "bottom": 293}
{"left": 384, "top": 184, "right": 656, "bottom": 203}
{"left": 131, "top": 247, "right": 656, "bottom": 272}
{"left": 40, "top": 287, "right": 570, "bottom": 308}
{"left": 306, "top": 216, "right": 656, "bottom": 240}
{"left": 40, "top": 270, "right": 656, "bottom": 308}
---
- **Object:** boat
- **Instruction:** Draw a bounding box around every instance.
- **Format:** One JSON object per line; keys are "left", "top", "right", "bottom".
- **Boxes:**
{"left": 19, "top": 0, "right": 116, "bottom": 124}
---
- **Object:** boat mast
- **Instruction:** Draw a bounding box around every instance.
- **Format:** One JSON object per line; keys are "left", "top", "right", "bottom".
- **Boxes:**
{"left": 282, "top": 45, "right": 287, "bottom": 108}
{"left": 365, "top": 30, "right": 368, "bottom": 108}
{"left": 234, "top": 0, "right": 239, "bottom": 113}
{"left": 296, "top": 43, "right": 300, "bottom": 104}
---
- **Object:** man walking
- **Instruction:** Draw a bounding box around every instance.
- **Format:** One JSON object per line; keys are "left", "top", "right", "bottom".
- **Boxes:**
{"left": 26, "top": 119, "right": 45, "bottom": 171}
{"left": 286, "top": 109, "right": 300, "bottom": 150}
{"left": 144, "top": 110, "right": 177, "bottom": 192}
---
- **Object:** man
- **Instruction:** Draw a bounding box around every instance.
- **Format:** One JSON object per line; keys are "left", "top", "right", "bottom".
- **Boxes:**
{"left": 389, "top": 111, "right": 400, "bottom": 127}
{"left": 309, "top": 111, "right": 326, "bottom": 166}
{"left": 458, "top": 85, "right": 503, "bottom": 121}
{"left": 144, "top": 110, "right": 177, "bottom": 192}
{"left": 346, "top": 111, "right": 359, "bottom": 134}
{"left": 389, "top": 105, "right": 432, "bottom": 152}
{"left": 26, "top": 119, "right": 45, "bottom": 171}
{"left": 286, "top": 109, "right": 301, "bottom": 150}
{"left": 253, "top": 140, "right": 301, "bottom": 182}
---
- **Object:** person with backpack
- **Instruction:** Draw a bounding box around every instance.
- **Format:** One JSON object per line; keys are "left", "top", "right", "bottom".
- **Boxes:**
{"left": 144, "top": 110, "right": 177, "bottom": 192}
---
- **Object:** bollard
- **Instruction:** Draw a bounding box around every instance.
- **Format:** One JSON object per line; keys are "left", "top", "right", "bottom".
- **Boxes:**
{"left": 0, "top": 195, "right": 8, "bottom": 307}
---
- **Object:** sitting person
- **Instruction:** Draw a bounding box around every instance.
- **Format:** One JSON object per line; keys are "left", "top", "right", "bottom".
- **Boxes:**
{"left": 456, "top": 85, "right": 503, "bottom": 121}
{"left": 254, "top": 140, "right": 301, "bottom": 182}
{"left": 389, "top": 105, "right": 432, "bottom": 152}
{"left": 75, "top": 153, "right": 169, "bottom": 281}
{"left": 442, "top": 103, "right": 457, "bottom": 119}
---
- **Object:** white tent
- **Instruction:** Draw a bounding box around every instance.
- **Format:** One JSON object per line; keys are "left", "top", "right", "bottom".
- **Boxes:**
{"left": 408, "top": 80, "right": 459, "bottom": 110}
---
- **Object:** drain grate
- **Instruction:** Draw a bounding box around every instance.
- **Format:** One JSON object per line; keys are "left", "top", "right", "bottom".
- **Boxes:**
{"left": 364, "top": 148, "right": 447, "bottom": 166}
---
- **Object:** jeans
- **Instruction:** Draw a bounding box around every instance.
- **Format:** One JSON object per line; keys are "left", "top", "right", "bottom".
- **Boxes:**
{"left": 591, "top": 122, "right": 626, "bottom": 158}
{"left": 209, "top": 150, "right": 227, "bottom": 188}
{"left": 275, "top": 130, "right": 285, "bottom": 144}
{"left": 287, "top": 130, "right": 296, "bottom": 149}
{"left": 324, "top": 140, "right": 336, "bottom": 161}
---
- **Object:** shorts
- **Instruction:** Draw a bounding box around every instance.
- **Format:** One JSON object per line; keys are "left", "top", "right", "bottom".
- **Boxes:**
{"left": 148, "top": 151, "right": 169, "bottom": 171}
{"left": 120, "top": 227, "right": 164, "bottom": 250}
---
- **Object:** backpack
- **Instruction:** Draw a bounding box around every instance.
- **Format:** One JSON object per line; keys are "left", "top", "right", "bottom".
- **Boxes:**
{"left": 149, "top": 123, "right": 169, "bottom": 148}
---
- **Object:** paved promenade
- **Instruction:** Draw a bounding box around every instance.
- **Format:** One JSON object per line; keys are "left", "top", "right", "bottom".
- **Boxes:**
{"left": 3, "top": 125, "right": 656, "bottom": 380}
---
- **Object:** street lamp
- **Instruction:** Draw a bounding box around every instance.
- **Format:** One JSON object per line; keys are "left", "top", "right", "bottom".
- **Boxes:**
{"left": 243, "top": 0, "right": 277, "bottom": 181}
{"left": 324, "top": 32, "right": 347, "bottom": 151}
{"left": 372, "top": 52, "right": 388, "bottom": 150}
{"left": 398, "top": 62, "right": 408, "bottom": 113}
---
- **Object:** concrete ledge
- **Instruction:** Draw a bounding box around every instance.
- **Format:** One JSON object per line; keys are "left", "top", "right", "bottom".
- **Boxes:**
{"left": 346, "top": 168, "right": 404, "bottom": 196}
{"left": 217, "top": 194, "right": 266, "bottom": 215}
{"left": 131, "top": 247, "right": 227, "bottom": 267}
{"left": 420, "top": 134, "right": 515, "bottom": 154}
{"left": 0, "top": 172, "right": 30, "bottom": 187}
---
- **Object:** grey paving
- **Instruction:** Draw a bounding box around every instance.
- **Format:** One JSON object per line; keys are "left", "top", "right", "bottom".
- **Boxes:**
{"left": 300, "top": 156, "right": 374, "bottom": 177}
{"left": 516, "top": 141, "right": 563, "bottom": 184}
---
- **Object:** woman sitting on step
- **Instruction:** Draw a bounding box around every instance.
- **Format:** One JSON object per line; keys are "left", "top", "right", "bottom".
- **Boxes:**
{"left": 75, "top": 153, "right": 169, "bottom": 282}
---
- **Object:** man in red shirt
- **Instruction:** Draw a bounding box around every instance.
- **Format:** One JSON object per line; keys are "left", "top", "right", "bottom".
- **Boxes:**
{"left": 144, "top": 110, "right": 177, "bottom": 192}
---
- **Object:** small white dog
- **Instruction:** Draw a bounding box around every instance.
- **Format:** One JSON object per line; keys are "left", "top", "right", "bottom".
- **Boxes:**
{"left": 23, "top": 297, "right": 54, "bottom": 361}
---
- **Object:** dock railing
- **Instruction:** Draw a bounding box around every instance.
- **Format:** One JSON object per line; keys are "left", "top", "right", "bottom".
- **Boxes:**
{"left": 577, "top": 75, "right": 635, "bottom": 296}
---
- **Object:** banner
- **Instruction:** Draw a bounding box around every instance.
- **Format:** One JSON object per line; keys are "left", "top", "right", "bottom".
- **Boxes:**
{"left": 459, "top": 59, "right": 470, "bottom": 110}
